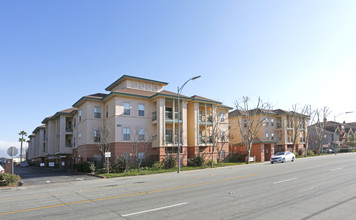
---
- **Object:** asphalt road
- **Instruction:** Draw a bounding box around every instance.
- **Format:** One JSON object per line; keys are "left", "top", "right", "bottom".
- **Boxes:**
{"left": 1, "top": 153, "right": 356, "bottom": 220}
{"left": 14, "top": 167, "right": 98, "bottom": 186}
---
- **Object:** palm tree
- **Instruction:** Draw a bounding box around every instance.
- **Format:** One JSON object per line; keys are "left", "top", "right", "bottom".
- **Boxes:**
{"left": 19, "top": 131, "right": 27, "bottom": 162}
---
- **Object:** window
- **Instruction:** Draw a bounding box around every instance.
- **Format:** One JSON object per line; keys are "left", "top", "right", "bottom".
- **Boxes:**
{"left": 124, "top": 102, "right": 130, "bottom": 115}
{"left": 123, "top": 152, "right": 130, "bottom": 161}
{"left": 138, "top": 104, "right": 145, "bottom": 116}
{"left": 73, "top": 137, "right": 76, "bottom": 147}
{"left": 73, "top": 118, "right": 77, "bottom": 128}
{"left": 123, "top": 127, "right": 130, "bottom": 140}
{"left": 221, "top": 131, "right": 226, "bottom": 142}
{"left": 271, "top": 118, "right": 274, "bottom": 126}
{"left": 221, "top": 150, "right": 225, "bottom": 160}
{"left": 94, "top": 130, "right": 101, "bottom": 142}
{"left": 266, "top": 132, "right": 269, "bottom": 139}
{"left": 106, "top": 105, "right": 108, "bottom": 118}
{"left": 265, "top": 118, "right": 269, "bottom": 126}
{"left": 244, "top": 119, "right": 247, "bottom": 128}
{"left": 138, "top": 128, "right": 145, "bottom": 141}
{"left": 94, "top": 106, "right": 101, "bottom": 118}
{"left": 79, "top": 110, "right": 82, "bottom": 121}
{"left": 220, "top": 113, "right": 225, "bottom": 122}
{"left": 138, "top": 152, "right": 144, "bottom": 160}
{"left": 271, "top": 132, "right": 274, "bottom": 140}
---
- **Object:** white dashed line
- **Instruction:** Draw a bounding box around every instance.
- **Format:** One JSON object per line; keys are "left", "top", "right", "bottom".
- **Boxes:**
{"left": 122, "top": 202, "right": 188, "bottom": 217}
{"left": 330, "top": 168, "right": 342, "bottom": 172}
{"left": 273, "top": 178, "right": 297, "bottom": 184}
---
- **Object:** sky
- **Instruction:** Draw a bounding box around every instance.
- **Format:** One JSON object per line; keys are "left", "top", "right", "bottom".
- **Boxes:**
{"left": 1, "top": 0, "right": 356, "bottom": 158}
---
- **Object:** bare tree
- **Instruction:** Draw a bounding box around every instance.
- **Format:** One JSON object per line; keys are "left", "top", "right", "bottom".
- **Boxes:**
{"left": 290, "top": 104, "right": 310, "bottom": 153}
{"left": 93, "top": 126, "right": 111, "bottom": 172}
{"left": 207, "top": 107, "right": 229, "bottom": 167}
{"left": 304, "top": 105, "right": 317, "bottom": 157}
{"left": 233, "top": 96, "right": 271, "bottom": 164}
{"left": 314, "top": 106, "right": 331, "bottom": 154}
{"left": 131, "top": 128, "right": 152, "bottom": 171}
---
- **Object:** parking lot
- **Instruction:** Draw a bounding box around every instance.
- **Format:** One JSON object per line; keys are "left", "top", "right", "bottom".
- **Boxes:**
{"left": 14, "top": 166, "right": 98, "bottom": 186}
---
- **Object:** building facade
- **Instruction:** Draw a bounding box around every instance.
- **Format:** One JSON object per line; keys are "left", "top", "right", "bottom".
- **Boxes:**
{"left": 28, "top": 75, "right": 231, "bottom": 168}
{"left": 229, "top": 109, "right": 308, "bottom": 162}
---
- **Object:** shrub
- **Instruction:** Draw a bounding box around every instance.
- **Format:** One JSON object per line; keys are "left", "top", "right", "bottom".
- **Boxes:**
{"left": 307, "top": 150, "right": 315, "bottom": 156}
{"left": 298, "top": 149, "right": 304, "bottom": 156}
{"left": 82, "top": 161, "right": 96, "bottom": 173}
{"left": 187, "top": 155, "right": 205, "bottom": 167}
{"left": 340, "top": 148, "right": 349, "bottom": 153}
{"left": 75, "top": 163, "right": 83, "bottom": 172}
{"left": 162, "top": 155, "right": 176, "bottom": 169}
{"left": 151, "top": 161, "right": 164, "bottom": 170}
{"left": 0, "top": 173, "right": 20, "bottom": 186}
{"left": 313, "top": 149, "right": 319, "bottom": 155}
{"left": 229, "top": 153, "right": 244, "bottom": 162}
{"left": 113, "top": 157, "right": 130, "bottom": 173}
{"left": 294, "top": 151, "right": 299, "bottom": 157}
{"left": 205, "top": 159, "right": 217, "bottom": 166}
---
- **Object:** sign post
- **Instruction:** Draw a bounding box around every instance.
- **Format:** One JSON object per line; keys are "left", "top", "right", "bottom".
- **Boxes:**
{"left": 7, "top": 146, "right": 18, "bottom": 175}
{"left": 105, "top": 152, "right": 111, "bottom": 174}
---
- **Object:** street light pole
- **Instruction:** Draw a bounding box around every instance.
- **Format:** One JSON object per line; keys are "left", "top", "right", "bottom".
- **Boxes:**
{"left": 177, "top": 75, "right": 201, "bottom": 173}
{"left": 334, "top": 111, "right": 354, "bottom": 122}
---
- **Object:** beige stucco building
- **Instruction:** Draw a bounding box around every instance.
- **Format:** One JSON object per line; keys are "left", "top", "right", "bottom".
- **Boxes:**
{"left": 229, "top": 109, "right": 308, "bottom": 162}
{"left": 28, "top": 75, "right": 231, "bottom": 168}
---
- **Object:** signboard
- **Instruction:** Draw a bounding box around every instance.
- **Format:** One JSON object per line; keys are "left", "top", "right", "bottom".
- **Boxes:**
{"left": 249, "top": 157, "right": 255, "bottom": 162}
{"left": 7, "top": 147, "right": 18, "bottom": 157}
{"left": 40, "top": 163, "right": 45, "bottom": 167}
{"left": 62, "top": 162, "right": 65, "bottom": 166}
{"left": 49, "top": 162, "right": 55, "bottom": 167}
{"left": 105, "top": 152, "right": 111, "bottom": 158}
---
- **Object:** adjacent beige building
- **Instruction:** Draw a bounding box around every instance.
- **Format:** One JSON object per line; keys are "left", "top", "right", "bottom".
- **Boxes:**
{"left": 229, "top": 109, "right": 308, "bottom": 162}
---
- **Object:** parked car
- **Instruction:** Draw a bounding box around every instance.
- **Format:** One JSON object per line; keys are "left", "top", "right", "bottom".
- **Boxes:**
{"left": 20, "top": 161, "right": 29, "bottom": 168}
{"left": 270, "top": 151, "right": 295, "bottom": 164}
{"left": 0, "top": 165, "right": 4, "bottom": 173}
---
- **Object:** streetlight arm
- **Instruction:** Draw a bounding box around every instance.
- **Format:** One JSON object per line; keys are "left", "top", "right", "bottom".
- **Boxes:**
{"left": 178, "top": 75, "right": 201, "bottom": 94}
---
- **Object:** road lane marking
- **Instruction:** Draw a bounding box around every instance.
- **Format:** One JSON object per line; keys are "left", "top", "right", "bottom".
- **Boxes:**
{"left": 122, "top": 202, "right": 188, "bottom": 217}
{"left": 273, "top": 178, "right": 297, "bottom": 184}
{"left": 0, "top": 173, "right": 261, "bottom": 216}
{"left": 330, "top": 168, "right": 342, "bottom": 172}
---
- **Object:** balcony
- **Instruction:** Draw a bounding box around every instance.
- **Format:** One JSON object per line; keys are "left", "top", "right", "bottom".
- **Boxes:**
{"left": 152, "top": 111, "right": 157, "bottom": 121}
{"left": 199, "top": 136, "right": 213, "bottom": 145}
{"left": 199, "top": 114, "right": 213, "bottom": 125}
{"left": 165, "top": 111, "right": 182, "bottom": 123}
{"left": 165, "top": 135, "right": 182, "bottom": 145}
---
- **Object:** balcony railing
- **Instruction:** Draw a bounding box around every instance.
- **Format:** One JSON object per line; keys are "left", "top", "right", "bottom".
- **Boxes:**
{"left": 152, "top": 111, "right": 157, "bottom": 121}
{"left": 199, "top": 114, "right": 213, "bottom": 125}
{"left": 199, "top": 136, "right": 213, "bottom": 144}
{"left": 165, "top": 135, "right": 182, "bottom": 144}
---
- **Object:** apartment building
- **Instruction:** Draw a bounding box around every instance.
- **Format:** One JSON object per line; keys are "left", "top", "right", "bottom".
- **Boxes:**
{"left": 229, "top": 109, "right": 308, "bottom": 162}
{"left": 28, "top": 75, "right": 231, "bottom": 168}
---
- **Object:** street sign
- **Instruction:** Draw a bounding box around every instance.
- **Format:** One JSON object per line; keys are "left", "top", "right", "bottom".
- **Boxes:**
{"left": 105, "top": 152, "right": 111, "bottom": 158}
{"left": 7, "top": 146, "right": 18, "bottom": 157}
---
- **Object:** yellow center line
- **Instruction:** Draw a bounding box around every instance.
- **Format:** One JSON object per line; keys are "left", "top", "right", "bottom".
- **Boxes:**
{"left": 0, "top": 173, "right": 261, "bottom": 216}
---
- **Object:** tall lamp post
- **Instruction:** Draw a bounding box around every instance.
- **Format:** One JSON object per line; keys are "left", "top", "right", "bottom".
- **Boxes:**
{"left": 177, "top": 75, "right": 201, "bottom": 173}
{"left": 334, "top": 111, "right": 354, "bottom": 122}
